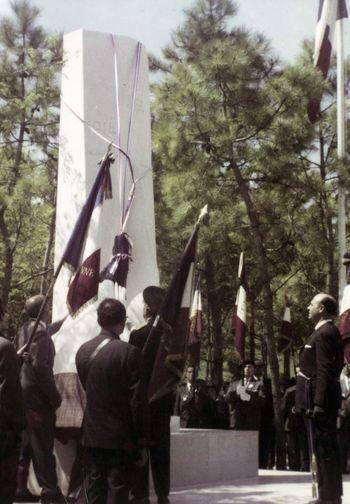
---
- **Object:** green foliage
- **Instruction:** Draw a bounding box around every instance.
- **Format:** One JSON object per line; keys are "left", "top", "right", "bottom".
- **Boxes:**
{"left": 0, "top": 0, "right": 62, "bottom": 337}
{"left": 152, "top": 0, "right": 347, "bottom": 382}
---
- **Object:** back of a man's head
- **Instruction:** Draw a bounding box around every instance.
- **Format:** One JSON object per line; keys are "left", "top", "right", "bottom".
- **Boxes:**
{"left": 318, "top": 293, "right": 338, "bottom": 317}
{"left": 25, "top": 294, "right": 45, "bottom": 319}
{"left": 97, "top": 298, "right": 126, "bottom": 328}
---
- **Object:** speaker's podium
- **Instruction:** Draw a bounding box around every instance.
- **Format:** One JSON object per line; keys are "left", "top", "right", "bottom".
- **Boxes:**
{"left": 159, "top": 417, "right": 258, "bottom": 490}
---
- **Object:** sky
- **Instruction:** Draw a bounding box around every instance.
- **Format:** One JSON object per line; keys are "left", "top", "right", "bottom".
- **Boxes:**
{"left": 0, "top": 0, "right": 349, "bottom": 64}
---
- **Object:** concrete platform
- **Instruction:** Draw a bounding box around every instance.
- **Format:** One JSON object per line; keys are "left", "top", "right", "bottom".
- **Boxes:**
{"left": 170, "top": 429, "right": 258, "bottom": 487}
{"left": 169, "top": 470, "right": 350, "bottom": 504}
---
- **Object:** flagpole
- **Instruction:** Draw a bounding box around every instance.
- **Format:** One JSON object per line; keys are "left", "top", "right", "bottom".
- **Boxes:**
{"left": 17, "top": 146, "right": 114, "bottom": 356}
{"left": 337, "top": 15, "right": 347, "bottom": 301}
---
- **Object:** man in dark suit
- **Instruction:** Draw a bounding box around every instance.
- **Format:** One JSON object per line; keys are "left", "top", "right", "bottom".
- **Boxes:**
{"left": 76, "top": 298, "right": 148, "bottom": 504}
{"left": 0, "top": 299, "right": 26, "bottom": 504}
{"left": 15, "top": 294, "right": 63, "bottom": 504}
{"left": 129, "top": 286, "right": 172, "bottom": 504}
{"left": 296, "top": 293, "right": 344, "bottom": 504}
{"left": 174, "top": 365, "right": 200, "bottom": 429}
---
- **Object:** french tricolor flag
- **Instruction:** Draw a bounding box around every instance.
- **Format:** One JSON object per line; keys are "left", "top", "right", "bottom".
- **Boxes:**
{"left": 233, "top": 252, "right": 247, "bottom": 360}
{"left": 308, "top": 0, "right": 348, "bottom": 122}
{"left": 62, "top": 154, "right": 113, "bottom": 316}
{"left": 339, "top": 253, "right": 350, "bottom": 362}
{"left": 277, "top": 300, "right": 293, "bottom": 354}
{"left": 187, "top": 274, "right": 203, "bottom": 367}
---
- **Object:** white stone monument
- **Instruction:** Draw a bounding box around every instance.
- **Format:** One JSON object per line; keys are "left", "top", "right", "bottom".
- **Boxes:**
{"left": 28, "top": 30, "right": 159, "bottom": 497}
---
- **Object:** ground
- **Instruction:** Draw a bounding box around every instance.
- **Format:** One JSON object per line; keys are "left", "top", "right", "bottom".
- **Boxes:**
{"left": 16, "top": 470, "right": 350, "bottom": 504}
{"left": 169, "top": 470, "right": 350, "bottom": 504}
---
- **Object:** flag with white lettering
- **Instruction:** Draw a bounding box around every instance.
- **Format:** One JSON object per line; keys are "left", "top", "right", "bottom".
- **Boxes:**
{"left": 308, "top": 0, "right": 348, "bottom": 122}
{"left": 63, "top": 153, "right": 113, "bottom": 315}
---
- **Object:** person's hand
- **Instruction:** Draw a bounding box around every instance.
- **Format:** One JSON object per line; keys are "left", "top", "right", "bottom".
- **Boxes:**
{"left": 135, "top": 448, "right": 148, "bottom": 467}
{"left": 313, "top": 405, "right": 325, "bottom": 417}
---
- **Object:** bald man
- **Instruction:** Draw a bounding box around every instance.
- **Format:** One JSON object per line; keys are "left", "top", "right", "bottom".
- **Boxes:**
{"left": 15, "top": 295, "right": 64, "bottom": 503}
{"left": 296, "top": 293, "right": 344, "bottom": 504}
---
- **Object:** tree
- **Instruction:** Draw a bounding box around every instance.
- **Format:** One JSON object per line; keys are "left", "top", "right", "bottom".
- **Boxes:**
{"left": 151, "top": 0, "right": 331, "bottom": 467}
{"left": 0, "top": 0, "right": 62, "bottom": 335}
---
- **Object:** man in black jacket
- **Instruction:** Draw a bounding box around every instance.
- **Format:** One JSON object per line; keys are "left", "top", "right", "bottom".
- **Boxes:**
{"left": 15, "top": 294, "right": 63, "bottom": 504}
{"left": 76, "top": 298, "right": 148, "bottom": 504}
{"left": 0, "top": 299, "right": 26, "bottom": 504}
{"left": 129, "top": 286, "right": 172, "bottom": 504}
{"left": 296, "top": 293, "right": 344, "bottom": 504}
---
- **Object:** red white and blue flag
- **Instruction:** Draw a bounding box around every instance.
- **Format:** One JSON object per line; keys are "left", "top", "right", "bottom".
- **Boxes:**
{"left": 146, "top": 206, "right": 208, "bottom": 402}
{"left": 187, "top": 274, "right": 203, "bottom": 367}
{"left": 277, "top": 299, "right": 293, "bottom": 354}
{"left": 308, "top": 0, "right": 348, "bottom": 122}
{"left": 339, "top": 254, "right": 350, "bottom": 362}
{"left": 62, "top": 153, "right": 113, "bottom": 315}
{"left": 233, "top": 252, "right": 247, "bottom": 360}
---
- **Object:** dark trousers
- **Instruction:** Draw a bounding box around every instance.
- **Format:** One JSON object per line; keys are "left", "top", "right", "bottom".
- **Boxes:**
{"left": 131, "top": 412, "right": 170, "bottom": 501}
{"left": 86, "top": 447, "right": 132, "bottom": 504}
{"left": 17, "top": 409, "right": 60, "bottom": 498}
{"left": 0, "top": 437, "right": 20, "bottom": 504}
{"left": 286, "top": 427, "right": 309, "bottom": 471}
{"left": 338, "top": 416, "right": 350, "bottom": 473}
{"left": 306, "top": 413, "right": 342, "bottom": 501}
{"left": 259, "top": 425, "right": 275, "bottom": 469}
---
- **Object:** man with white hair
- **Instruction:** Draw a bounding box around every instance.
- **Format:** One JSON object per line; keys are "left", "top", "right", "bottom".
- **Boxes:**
{"left": 296, "top": 293, "right": 344, "bottom": 504}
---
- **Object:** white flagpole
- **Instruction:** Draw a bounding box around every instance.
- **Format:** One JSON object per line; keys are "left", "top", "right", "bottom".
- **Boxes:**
{"left": 337, "top": 14, "right": 347, "bottom": 301}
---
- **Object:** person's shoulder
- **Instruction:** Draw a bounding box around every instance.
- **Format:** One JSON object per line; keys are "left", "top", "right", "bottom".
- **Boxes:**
{"left": 130, "top": 321, "right": 150, "bottom": 338}
{"left": 0, "top": 335, "right": 13, "bottom": 350}
{"left": 317, "top": 321, "right": 340, "bottom": 337}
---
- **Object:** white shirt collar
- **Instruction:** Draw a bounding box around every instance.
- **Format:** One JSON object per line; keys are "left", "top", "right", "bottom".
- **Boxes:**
{"left": 314, "top": 319, "right": 333, "bottom": 330}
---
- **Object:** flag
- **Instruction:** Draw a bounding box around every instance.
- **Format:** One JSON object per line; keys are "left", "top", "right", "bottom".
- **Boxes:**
{"left": 308, "top": 0, "right": 348, "bottom": 122}
{"left": 339, "top": 253, "right": 350, "bottom": 362}
{"left": 277, "top": 299, "right": 293, "bottom": 353}
{"left": 233, "top": 252, "right": 247, "bottom": 359}
{"left": 99, "top": 232, "right": 132, "bottom": 302}
{"left": 63, "top": 152, "right": 113, "bottom": 315}
{"left": 188, "top": 274, "right": 203, "bottom": 367}
{"left": 147, "top": 205, "right": 208, "bottom": 402}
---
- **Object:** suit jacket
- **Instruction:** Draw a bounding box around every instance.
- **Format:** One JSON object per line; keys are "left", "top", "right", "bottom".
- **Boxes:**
{"left": 0, "top": 335, "right": 25, "bottom": 438}
{"left": 15, "top": 319, "right": 61, "bottom": 412}
{"left": 129, "top": 320, "right": 174, "bottom": 439}
{"left": 76, "top": 329, "right": 148, "bottom": 450}
{"left": 296, "top": 321, "right": 344, "bottom": 412}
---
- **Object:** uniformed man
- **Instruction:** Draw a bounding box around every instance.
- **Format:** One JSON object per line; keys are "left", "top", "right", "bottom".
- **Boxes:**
{"left": 174, "top": 365, "right": 200, "bottom": 429}
{"left": 76, "top": 298, "right": 148, "bottom": 504}
{"left": 0, "top": 299, "right": 25, "bottom": 504}
{"left": 282, "top": 374, "right": 309, "bottom": 471}
{"left": 230, "top": 361, "right": 265, "bottom": 431}
{"left": 255, "top": 361, "right": 275, "bottom": 469}
{"left": 129, "top": 286, "right": 172, "bottom": 504}
{"left": 15, "top": 294, "right": 64, "bottom": 504}
{"left": 295, "top": 293, "right": 344, "bottom": 504}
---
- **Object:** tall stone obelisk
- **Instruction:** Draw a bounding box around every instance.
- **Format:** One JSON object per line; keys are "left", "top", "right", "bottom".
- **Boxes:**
{"left": 53, "top": 29, "right": 159, "bottom": 321}
{"left": 38, "top": 31, "right": 159, "bottom": 496}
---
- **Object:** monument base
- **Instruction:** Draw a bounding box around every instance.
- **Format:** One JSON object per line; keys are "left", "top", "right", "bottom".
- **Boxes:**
{"left": 151, "top": 426, "right": 258, "bottom": 491}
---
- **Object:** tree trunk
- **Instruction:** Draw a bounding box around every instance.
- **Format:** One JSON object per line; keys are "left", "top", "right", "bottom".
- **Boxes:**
{"left": 205, "top": 252, "right": 223, "bottom": 388}
{"left": 284, "top": 349, "right": 291, "bottom": 384}
{"left": 40, "top": 209, "right": 56, "bottom": 294}
{"left": 231, "top": 159, "right": 286, "bottom": 469}
{"left": 0, "top": 209, "right": 14, "bottom": 310}
{"left": 249, "top": 298, "right": 255, "bottom": 362}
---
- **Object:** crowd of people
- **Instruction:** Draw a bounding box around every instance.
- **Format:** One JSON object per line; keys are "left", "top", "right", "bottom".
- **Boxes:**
{"left": 0, "top": 290, "right": 347, "bottom": 504}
